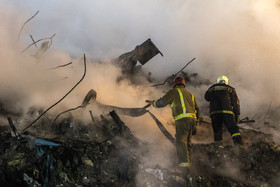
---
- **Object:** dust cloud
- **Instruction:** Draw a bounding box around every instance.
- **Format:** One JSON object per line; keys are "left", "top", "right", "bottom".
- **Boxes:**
{"left": 1, "top": 0, "right": 280, "bottom": 172}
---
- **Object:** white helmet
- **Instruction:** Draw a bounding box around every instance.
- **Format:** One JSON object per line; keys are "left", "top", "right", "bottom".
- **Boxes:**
{"left": 217, "top": 75, "right": 229, "bottom": 85}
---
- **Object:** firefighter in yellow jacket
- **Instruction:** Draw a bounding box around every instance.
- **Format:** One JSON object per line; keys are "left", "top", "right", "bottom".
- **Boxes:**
{"left": 147, "top": 77, "right": 199, "bottom": 169}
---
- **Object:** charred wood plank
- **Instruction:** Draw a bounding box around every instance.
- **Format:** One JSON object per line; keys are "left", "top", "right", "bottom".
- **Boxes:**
{"left": 89, "top": 110, "right": 95, "bottom": 123}
{"left": 7, "top": 117, "right": 21, "bottom": 139}
{"left": 109, "top": 110, "right": 126, "bottom": 136}
{"left": 81, "top": 89, "right": 97, "bottom": 107}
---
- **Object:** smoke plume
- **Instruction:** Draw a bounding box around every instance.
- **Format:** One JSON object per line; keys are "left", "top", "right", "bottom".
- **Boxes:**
{"left": 1, "top": 0, "right": 280, "bottom": 174}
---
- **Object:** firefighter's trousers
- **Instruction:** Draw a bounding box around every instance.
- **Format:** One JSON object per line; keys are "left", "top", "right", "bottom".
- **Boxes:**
{"left": 175, "top": 117, "right": 195, "bottom": 165}
{"left": 210, "top": 113, "right": 242, "bottom": 145}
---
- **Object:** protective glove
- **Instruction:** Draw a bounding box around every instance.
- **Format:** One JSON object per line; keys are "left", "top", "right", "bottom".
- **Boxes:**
{"left": 145, "top": 100, "right": 154, "bottom": 105}
{"left": 235, "top": 115, "right": 240, "bottom": 123}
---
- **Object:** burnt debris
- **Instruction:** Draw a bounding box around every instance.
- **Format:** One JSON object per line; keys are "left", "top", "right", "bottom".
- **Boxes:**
{"left": 0, "top": 107, "right": 280, "bottom": 186}
{"left": 116, "top": 38, "right": 163, "bottom": 74}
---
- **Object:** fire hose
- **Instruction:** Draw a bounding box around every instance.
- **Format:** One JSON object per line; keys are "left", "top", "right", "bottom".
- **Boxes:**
{"left": 92, "top": 102, "right": 176, "bottom": 146}
{"left": 51, "top": 89, "right": 176, "bottom": 145}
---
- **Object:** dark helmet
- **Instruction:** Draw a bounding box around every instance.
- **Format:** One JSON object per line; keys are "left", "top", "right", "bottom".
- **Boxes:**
{"left": 173, "top": 76, "right": 185, "bottom": 88}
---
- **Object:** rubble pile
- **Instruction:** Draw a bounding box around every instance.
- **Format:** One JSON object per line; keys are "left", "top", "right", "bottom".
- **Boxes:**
{"left": 0, "top": 112, "right": 146, "bottom": 186}
{"left": 191, "top": 141, "right": 280, "bottom": 186}
{"left": 136, "top": 125, "right": 280, "bottom": 187}
{"left": 0, "top": 38, "right": 279, "bottom": 185}
{"left": 190, "top": 125, "right": 280, "bottom": 186}
{"left": 1, "top": 112, "right": 280, "bottom": 186}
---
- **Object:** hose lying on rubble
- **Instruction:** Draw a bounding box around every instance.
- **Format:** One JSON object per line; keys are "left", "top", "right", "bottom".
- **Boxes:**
{"left": 95, "top": 102, "right": 150, "bottom": 117}
{"left": 51, "top": 88, "right": 176, "bottom": 146}
{"left": 94, "top": 102, "right": 176, "bottom": 145}
{"left": 51, "top": 89, "right": 150, "bottom": 126}
{"left": 147, "top": 111, "right": 176, "bottom": 146}
{"left": 94, "top": 104, "right": 176, "bottom": 146}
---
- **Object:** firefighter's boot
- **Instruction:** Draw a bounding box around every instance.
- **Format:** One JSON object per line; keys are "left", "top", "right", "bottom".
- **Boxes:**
{"left": 232, "top": 135, "right": 243, "bottom": 146}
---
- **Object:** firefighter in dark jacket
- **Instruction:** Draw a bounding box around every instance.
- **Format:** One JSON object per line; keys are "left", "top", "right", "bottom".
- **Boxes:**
{"left": 205, "top": 75, "right": 243, "bottom": 146}
{"left": 146, "top": 77, "right": 199, "bottom": 169}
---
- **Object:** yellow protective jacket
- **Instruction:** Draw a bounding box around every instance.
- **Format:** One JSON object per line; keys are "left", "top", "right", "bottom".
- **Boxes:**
{"left": 153, "top": 85, "right": 199, "bottom": 121}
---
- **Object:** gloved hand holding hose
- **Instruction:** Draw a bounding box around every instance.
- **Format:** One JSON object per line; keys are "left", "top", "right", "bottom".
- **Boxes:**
{"left": 145, "top": 100, "right": 154, "bottom": 105}
{"left": 235, "top": 115, "right": 240, "bottom": 123}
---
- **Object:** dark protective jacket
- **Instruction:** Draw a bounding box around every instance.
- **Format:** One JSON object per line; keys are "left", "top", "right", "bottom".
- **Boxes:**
{"left": 204, "top": 83, "right": 240, "bottom": 116}
{"left": 153, "top": 85, "right": 199, "bottom": 121}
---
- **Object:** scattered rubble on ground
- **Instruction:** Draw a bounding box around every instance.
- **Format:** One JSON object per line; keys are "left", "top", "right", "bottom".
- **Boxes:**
{"left": 0, "top": 55, "right": 279, "bottom": 186}
{"left": 0, "top": 111, "right": 146, "bottom": 186}
{"left": 0, "top": 108, "right": 280, "bottom": 186}
{"left": 5, "top": 10, "right": 280, "bottom": 186}
{"left": 1, "top": 58, "right": 279, "bottom": 186}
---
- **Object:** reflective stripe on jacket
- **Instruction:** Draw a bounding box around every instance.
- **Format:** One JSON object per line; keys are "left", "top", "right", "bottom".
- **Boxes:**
{"left": 174, "top": 88, "right": 196, "bottom": 121}
{"left": 210, "top": 110, "right": 234, "bottom": 115}
{"left": 154, "top": 85, "right": 199, "bottom": 120}
{"left": 205, "top": 83, "right": 240, "bottom": 116}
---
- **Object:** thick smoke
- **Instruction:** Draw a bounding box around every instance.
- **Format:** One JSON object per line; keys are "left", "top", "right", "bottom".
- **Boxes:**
{"left": 1, "top": 0, "right": 280, "bottom": 175}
